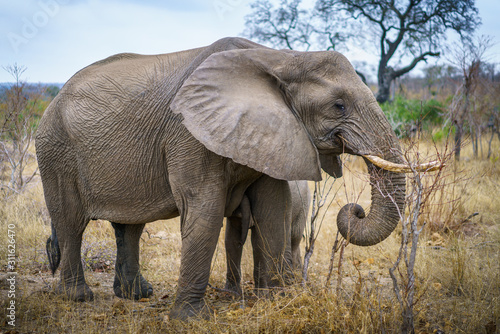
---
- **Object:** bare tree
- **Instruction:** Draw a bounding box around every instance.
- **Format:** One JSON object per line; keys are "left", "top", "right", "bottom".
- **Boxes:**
{"left": 317, "top": 0, "right": 480, "bottom": 103}
{"left": 487, "top": 107, "right": 499, "bottom": 159}
{"left": 0, "top": 64, "right": 42, "bottom": 194}
{"left": 448, "top": 35, "right": 497, "bottom": 161}
{"left": 243, "top": 0, "right": 352, "bottom": 52}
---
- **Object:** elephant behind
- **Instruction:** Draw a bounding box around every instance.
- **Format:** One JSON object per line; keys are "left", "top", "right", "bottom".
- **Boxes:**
{"left": 225, "top": 180, "right": 310, "bottom": 295}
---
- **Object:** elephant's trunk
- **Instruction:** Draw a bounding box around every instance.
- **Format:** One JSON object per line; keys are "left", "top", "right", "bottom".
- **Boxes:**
{"left": 336, "top": 153, "right": 406, "bottom": 246}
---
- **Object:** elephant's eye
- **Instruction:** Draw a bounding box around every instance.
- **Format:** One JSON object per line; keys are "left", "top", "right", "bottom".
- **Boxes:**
{"left": 334, "top": 102, "right": 345, "bottom": 113}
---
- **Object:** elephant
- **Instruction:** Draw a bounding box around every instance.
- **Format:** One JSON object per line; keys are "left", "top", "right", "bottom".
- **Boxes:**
{"left": 36, "top": 37, "right": 414, "bottom": 321}
{"left": 225, "top": 180, "right": 310, "bottom": 295}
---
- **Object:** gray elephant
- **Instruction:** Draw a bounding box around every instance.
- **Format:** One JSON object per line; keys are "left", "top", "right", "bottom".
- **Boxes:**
{"left": 225, "top": 180, "right": 310, "bottom": 295}
{"left": 36, "top": 37, "right": 415, "bottom": 321}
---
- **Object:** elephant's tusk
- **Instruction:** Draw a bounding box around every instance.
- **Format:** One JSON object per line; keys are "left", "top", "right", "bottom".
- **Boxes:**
{"left": 363, "top": 155, "right": 443, "bottom": 173}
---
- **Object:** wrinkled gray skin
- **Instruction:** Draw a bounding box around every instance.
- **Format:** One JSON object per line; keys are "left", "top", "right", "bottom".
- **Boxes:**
{"left": 225, "top": 180, "right": 310, "bottom": 295}
{"left": 36, "top": 37, "right": 406, "bottom": 321}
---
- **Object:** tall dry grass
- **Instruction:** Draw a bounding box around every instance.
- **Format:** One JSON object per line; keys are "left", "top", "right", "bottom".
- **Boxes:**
{"left": 0, "top": 136, "right": 499, "bottom": 333}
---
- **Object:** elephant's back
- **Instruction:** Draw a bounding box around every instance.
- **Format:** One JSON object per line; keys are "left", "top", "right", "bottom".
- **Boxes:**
{"left": 35, "top": 37, "right": 268, "bottom": 222}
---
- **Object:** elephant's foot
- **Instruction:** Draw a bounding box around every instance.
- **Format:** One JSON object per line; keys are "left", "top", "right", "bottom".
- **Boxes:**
{"left": 113, "top": 273, "right": 153, "bottom": 300}
{"left": 288, "top": 269, "right": 303, "bottom": 285}
{"left": 253, "top": 287, "right": 270, "bottom": 298}
{"left": 224, "top": 279, "right": 242, "bottom": 296}
{"left": 169, "top": 299, "right": 213, "bottom": 321}
{"left": 56, "top": 281, "right": 94, "bottom": 302}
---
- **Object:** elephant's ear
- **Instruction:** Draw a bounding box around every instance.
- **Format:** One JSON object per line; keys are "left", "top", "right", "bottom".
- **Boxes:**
{"left": 171, "top": 48, "right": 322, "bottom": 181}
{"left": 320, "top": 154, "right": 343, "bottom": 178}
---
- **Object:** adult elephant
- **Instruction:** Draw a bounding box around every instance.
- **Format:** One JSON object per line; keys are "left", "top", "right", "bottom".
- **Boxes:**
{"left": 225, "top": 180, "right": 310, "bottom": 296}
{"left": 36, "top": 37, "right": 410, "bottom": 321}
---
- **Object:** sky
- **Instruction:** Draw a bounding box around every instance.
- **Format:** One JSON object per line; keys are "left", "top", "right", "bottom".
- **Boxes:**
{"left": 1, "top": 0, "right": 499, "bottom": 83}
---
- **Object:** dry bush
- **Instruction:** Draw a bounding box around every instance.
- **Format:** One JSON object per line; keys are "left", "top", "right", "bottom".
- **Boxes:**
{"left": 1, "top": 136, "right": 499, "bottom": 333}
{"left": 0, "top": 65, "right": 47, "bottom": 195}
{"left": 421, "top": 136, "right": 500, "bottom": 234}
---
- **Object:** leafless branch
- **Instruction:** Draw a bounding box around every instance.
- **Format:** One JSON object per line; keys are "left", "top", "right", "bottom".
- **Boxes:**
{"left": 0, "top": 64, "right": 43, "bottom": 194}
{"left": 384, "top": 137, "right": 453, "bottom": 333}
{"left": 302, "top": 175, "right": 338, "bottom": 286}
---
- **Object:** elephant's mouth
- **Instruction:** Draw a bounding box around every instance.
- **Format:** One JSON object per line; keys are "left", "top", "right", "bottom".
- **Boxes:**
{"left": 315, "top": 130, "right": 347, "bottom": 155}
{"left": 317, "top": 131, "right": 442, "bottom": 173}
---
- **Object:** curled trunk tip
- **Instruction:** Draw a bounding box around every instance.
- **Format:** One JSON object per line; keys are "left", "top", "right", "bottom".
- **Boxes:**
{"left": 336, "top": 159, "right": 406, "bottom": 247}
{"left": 336, "top": 203, "right": 394, "bottom": 246}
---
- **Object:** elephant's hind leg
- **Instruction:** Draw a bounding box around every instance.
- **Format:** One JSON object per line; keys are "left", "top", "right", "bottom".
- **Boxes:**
{"left": 43, "top": 179, "right": 93, "bottom": 301}
{"left": 111, "top": 223, "right": 153, "bottom": 300}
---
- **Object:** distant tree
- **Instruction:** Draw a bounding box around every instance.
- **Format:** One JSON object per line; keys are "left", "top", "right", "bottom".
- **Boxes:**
{"left": 243, "top": 0, "right": 352, "bottom": 52}
{"left": 244, "top": 0, "right": 481, "bottom": 103}
{"left": 0, "top": 64, "right": 42, "bottom": 194}
{"left": 45, "top": 85, "right": 60, "bottom": 99}
{"left": 422, "top": 64, "right": 458, "bottom": 99}
{"left": 448, "top": 35, "right": 497, "bottom": 160}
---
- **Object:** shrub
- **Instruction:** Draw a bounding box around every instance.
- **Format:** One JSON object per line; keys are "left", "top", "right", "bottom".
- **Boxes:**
{"left": 381, "top": 95, "right": 445, "bottom": 138}
{"left": 0, "top": 65, "right": 51, "bottom": 194}
{"left": 432, "top": 125, "right": 455, "bottom": 142}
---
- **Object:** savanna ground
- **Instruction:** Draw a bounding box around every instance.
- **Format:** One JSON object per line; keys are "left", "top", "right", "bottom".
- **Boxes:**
{"left": 0, "top": 137, "right": 499, "bottom": 333}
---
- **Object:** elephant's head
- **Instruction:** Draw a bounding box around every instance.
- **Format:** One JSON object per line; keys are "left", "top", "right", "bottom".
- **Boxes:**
{"left": 171, "top": 45, "right": 407, "bottom": 246}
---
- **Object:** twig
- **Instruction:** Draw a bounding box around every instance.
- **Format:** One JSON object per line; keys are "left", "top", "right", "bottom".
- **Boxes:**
{"left": 325, "top": 231, "right": 341, "bottom": 287}
{"left": 460, "top": 212, "right": 479, "bottom": 224}
{"left": 302, "top": 177, "right": 336, "bottom": 285}
{"left": 336, "top": 240, "right": 347, "bottom": 297}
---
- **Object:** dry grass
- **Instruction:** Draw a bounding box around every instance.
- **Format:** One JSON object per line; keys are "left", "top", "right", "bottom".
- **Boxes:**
{"left": 0, "top": 137, "right": 499, "bottom": 333}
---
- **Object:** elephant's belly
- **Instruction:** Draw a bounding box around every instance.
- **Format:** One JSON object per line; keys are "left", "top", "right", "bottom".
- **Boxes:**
{"left": 82, "top": 174, "right": 179, "bottom": 224}
{"left": 92, "top": 197, "right": 180, "bottom": 224}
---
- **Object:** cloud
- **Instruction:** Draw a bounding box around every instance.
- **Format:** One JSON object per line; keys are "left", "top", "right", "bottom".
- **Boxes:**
{"left": 119, "top": 0, "right": 212, "bottom": 12}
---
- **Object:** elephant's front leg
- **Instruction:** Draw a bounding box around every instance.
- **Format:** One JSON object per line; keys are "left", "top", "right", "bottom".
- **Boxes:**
{"left": 112, "top": 223, "right": 153, "bottom": 300}
{"left": 169, "top": 205, "right": 224, "bottom": 321}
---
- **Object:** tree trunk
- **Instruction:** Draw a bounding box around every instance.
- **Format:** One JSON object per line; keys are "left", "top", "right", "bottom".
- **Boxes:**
{"left": 487, "top": 128, "right": 495, "bottom": 159}
{"left": 454, "top": 120, "right": 463, "bottom": 161}
{"left": 377, "top": 76, "right": 392, "bottom": 103}
{"left": 455, "top": 80, "right": 472, "bottom": 161}
{"left": 377, "top": 66, "right": 394, "bottom": 104}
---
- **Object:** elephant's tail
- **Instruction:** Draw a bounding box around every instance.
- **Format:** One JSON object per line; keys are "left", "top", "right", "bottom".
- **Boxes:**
{"left": 46, "top": 225, "right": 61, "bottom": 275}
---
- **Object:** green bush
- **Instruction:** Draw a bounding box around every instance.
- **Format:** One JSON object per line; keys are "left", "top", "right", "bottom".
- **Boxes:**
{"left": 432, "top": 125, "right": 455, "bottom": 142}
{"left": 380, "top": 95, "right": 445, "bottom": 137}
